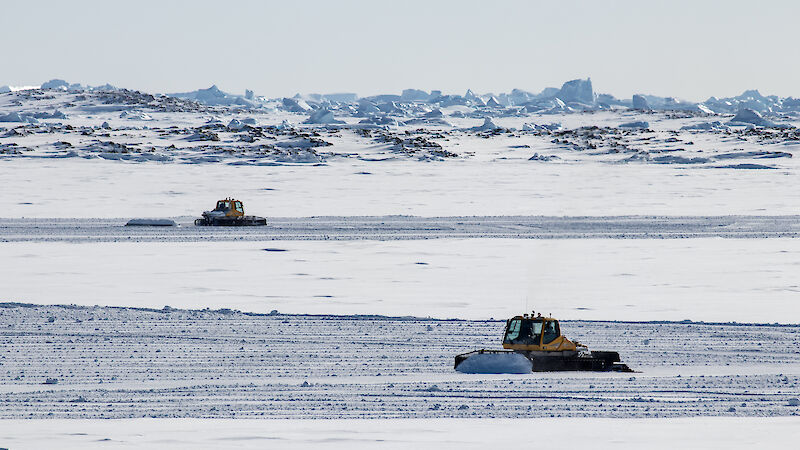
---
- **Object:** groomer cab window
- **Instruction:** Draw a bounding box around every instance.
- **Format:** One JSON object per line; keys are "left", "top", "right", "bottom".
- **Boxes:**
{"left": 542, "top": 320, "right": 560, "bottom": 344}
{"left": 503, "top": 318, "right": 543, "bottom": 346}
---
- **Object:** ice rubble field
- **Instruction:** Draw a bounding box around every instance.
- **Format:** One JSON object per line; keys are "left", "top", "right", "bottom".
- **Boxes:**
{"left": 1, "top": 85, "right": 800, "bottom": 219}
{"left": 2, "top": 82, "right": 800, "bottom": 447}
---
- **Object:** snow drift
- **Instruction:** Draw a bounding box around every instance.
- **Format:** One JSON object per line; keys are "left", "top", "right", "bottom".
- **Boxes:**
{"left": 125, "top": 219, "right": 177, "bottom": 226}
{"left": 455, "top": 352, "right": 532, "bottom": 374}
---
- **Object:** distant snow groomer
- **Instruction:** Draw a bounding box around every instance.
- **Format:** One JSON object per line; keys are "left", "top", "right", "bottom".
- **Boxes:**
{"left": 454, "top": 313, "right": 632, "bottom": 372}
{"left": 194, "top": 198, "right": 267, "bottom": 226}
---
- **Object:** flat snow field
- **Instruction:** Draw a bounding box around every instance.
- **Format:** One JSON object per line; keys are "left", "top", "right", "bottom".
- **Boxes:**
{"left": 3, "top": 237, "right": 800, "bottom": 322}
{"left": 2, "top": 158, "right": 800, "bottom": 218}
{"left": 2, "top": 417, "right": 799, "bottom": 450}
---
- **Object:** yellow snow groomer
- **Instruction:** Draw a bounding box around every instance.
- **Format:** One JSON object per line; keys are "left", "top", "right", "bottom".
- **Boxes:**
{"left": 195, "top": 198, "right": 267, "bottom": 226}
{"left": 454, "top": 313, "right": 632, "bottom": 372}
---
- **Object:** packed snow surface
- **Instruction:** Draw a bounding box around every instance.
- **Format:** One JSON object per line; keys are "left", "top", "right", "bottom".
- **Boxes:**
{"left": 0, "top": 417, "right": 800, "bottom": 450}
{"left": 1, "top": 303, "right": 799, "bottom": 421}
{"left": 2, "top": 417, "right": 799, "bottom": 450}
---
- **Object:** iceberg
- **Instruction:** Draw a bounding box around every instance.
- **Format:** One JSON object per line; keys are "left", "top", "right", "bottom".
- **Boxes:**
{"left": 728, "top": 108, "right": 777, "bottom": 127}
{"left": 41, "top": 79, "right": 70, "bottom": 90}
{"left": 169, "top": 85, "right": 255, "bottom": 107}
{"left": 356, "top": 100, "right": 381, "bottom": 116}
{"left": 401, "top": 89, "right": 429, "bottom": 102}
{"left": 303, "top": 108, "right": 344, "bottom": 125}
{"left": 541, "top": 98, "right": 568, "bottom": 114}
{"left": 464, "top": 89, "right": 481, "bottom": 103}
{"left": 322, "top": 93, "right": 357, "bottom": 103}
{"left": 282, "top": 97, "right": 312, "bottom": 112}
{"left": 376, "top": 101, "right": 404, "bottom": 115}
{"left": 556, "top": 78, "right": 595, "bottom": 104}
{"left": 508, "top": 88, "right": 536, "bottom": 105}
{"left": 484, "top": 96, "right": 502, "bottom": 108}
{"left": 423, "top": 108, "right": 444, "bottom": 118}
{"left": 632, "top": 94, "right": 650, "bottom": 110}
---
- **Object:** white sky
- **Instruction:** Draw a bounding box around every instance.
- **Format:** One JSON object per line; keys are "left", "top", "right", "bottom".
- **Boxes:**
{"left": 3, "top": 0, "right": 798, "bottom": 101}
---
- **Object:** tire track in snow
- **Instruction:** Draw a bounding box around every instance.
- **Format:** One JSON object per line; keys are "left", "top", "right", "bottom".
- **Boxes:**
{"left": 1, "top": 304, "right": 799, "bottom": 419}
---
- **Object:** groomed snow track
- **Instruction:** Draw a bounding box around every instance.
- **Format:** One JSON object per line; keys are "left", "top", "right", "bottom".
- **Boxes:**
{"left": 2, "top": 215, "right": 800, "bottom": 242}
{"left": 1, "top": 303, "right": 799, "bottom": 420}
